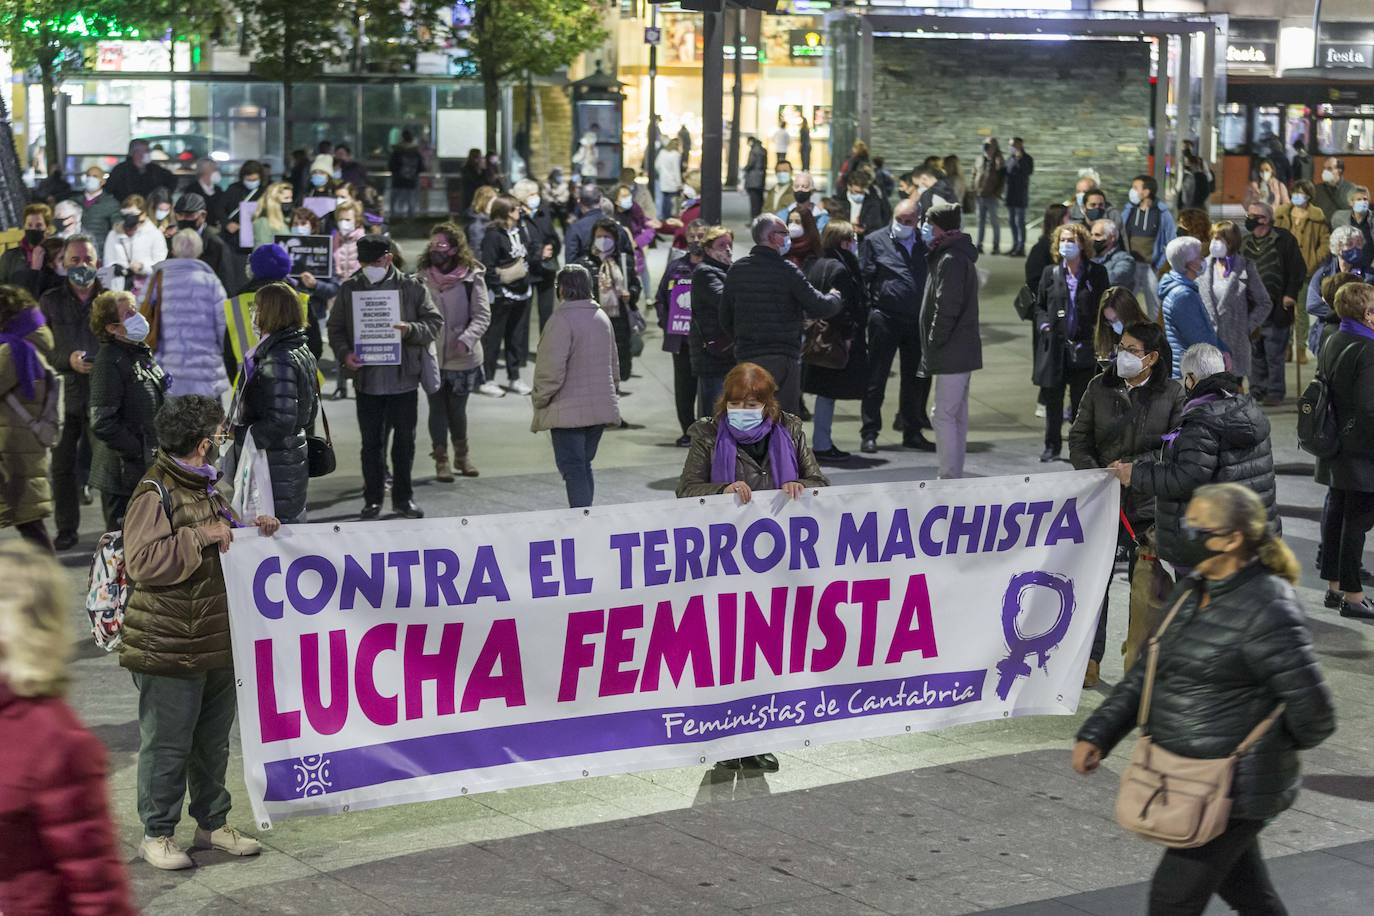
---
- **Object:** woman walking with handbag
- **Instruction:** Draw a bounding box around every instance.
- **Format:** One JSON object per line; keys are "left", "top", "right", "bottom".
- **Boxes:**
{"left": 802, "top": 220, "right": 868, "bottom": 461}
{"left": 1033, "top": 220, "right": 1108, "bottom": 462}
{"left": 1071, "top": 483, "right": 1334, "bottom": 916}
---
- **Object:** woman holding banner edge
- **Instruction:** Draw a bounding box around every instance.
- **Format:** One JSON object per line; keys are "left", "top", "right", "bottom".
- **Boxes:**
{"left": 676, "top": 360, "right": 829, "bottom": 772}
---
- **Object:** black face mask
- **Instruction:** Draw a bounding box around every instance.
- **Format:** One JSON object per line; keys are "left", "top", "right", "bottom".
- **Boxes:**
{"left": 1092, "top": 238, "right": 1110, "bottom": 255}
{"left": 793, "top": 191, "right": 812, "bottom": 205}
{"left": 1245, "top": 216, "right": 1262, "bottom": 232}
{"left": 177, "top": 219, "right": 200, "bottom": 232}
{"left": 1085, "top": 207, "right": 1105, "bottom": 222}
{"left": 23, "top": 228, "right": 44, "bottom": 246}
{"left": 1174, "top": 522, "right": 1228, "bottom": 569}
{"left": 687, "top": 242, "right": 705, "bottom": 258}
{"left": 122, "top": 213, "right": 141, "bottom": 231}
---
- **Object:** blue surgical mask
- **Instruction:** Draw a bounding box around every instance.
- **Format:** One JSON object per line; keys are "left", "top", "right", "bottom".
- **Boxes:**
{"left": 243, "top": 178, "right": 261, "bottom": 191}
{"left": 892, "top": 221, "right": 914, "bottom": 241}
{"left": 920, "top": 224, "right": 936, "bottom": 246}
{"left": 779, "top": 237, "right": 792, "bottom": 256}
{"left": 1341, "top": 247, "right": 1363, "bottom": 265}
{"left": 122, "top": 311, "right": 150, "bottom": 343}
{"left": 1110, "top": 319, "right": 1124, "bottom": 335}
{"left": 1292, "top": 193, "right": 1309, "bottom": 208}
{"left": 1128, "top": 188, "right": 1143, "bottom": 206}
{"left": 310, "top": 173, "right": 328, "bottom": 188}
{"left": 727, "top": 408, "right": 764, "bottom": 431}
{"left": 1355, "top": 200, "right": 1371, "bottom": 215}
{"left": 1058, "top": 241, "right": 1080, "bottom": 260}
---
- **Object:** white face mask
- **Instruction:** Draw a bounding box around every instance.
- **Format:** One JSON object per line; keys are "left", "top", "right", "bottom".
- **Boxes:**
{"left": 155, "top": 207, "right": 171, "bottom": 222}
{"left": 211, "top": 171, "right": 223, "bottom": 186}
{"left": 336, "top": 219, "right": 355, "bottom": 233}
{"left": 594, "top": 235, "right": 617, "bottom": 254}
{"left": 1209, "top": 239, "right": 1228, "bottom": 259}
{"left": 787, "top": 223, "right": 803, "bottom": 239}
{"left": 616, "top": 196, "right": 632, "bottom": 211}
{"left": 1322, "top": 169, "right": 1337, "bottom": 184}
{"left": 1128, "top": 188, "right": 1143, "bottom": 206}
{"left": 292, "top": 224, "right": 311, "bottom": 236}
{"left": 1260, "top": 170, "right": 1273, "bottom": 181}
{"left": 361, "top": 265, "right": 388, "bottom": 283}
{"left": 526, "top": 195, "right": 541, "bottom": 210}
{"left": 1116, "top": 349, "right": 1145, "bottom": 379}
{"left": 122, "top": 311, "right": 150, "bottom": 343}
{"left": 83, "top": 174, "right": 102, "bottom": 192}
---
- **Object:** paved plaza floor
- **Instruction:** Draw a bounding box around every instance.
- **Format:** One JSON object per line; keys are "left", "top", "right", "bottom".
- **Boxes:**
{"left": 21, "top": 197, "right": 1374, "bottom": 914}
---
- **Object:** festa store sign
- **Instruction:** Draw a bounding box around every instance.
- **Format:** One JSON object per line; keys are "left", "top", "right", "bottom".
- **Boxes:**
{"left": 223, "top": 471, "right": 1118, "bottom": 828}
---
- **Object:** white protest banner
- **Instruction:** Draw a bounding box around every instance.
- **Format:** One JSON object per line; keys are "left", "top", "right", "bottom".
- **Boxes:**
{"left": 351, "top": 289, "right": 401, "bottom": 365}
{"left": 224, "top": 471, "right": 1118, "bottom": 829}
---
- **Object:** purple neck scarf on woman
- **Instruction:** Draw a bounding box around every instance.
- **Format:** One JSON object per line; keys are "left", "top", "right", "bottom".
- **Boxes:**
{"left": 710, "top": 417, "right": 800, "bottom": 488}
{"left": 1339, "top": 317, "right": 1374, "bottom": 344}
{"left": 0, "top": 307, "right": 46, "bottom": 400}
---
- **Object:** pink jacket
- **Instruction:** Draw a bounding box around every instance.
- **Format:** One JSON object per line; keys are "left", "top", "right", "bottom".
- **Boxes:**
{"left": 530, "top": 298, "right": 620, "bottom": 431}
{"left": 333, "top": 227, "right": 365, "bottom": 280}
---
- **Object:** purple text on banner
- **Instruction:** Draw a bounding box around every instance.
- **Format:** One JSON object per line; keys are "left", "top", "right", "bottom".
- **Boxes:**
{"left": 262, "top": 669, "right": 985, "bottom": 801}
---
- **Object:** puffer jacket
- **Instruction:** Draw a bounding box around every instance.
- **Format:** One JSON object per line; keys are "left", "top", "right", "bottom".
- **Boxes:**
{"left": 1129, "top": 373, "right": 1278, "bottom": 565}
{"left": 1069, "top": 369, "right": 1186, "bottom": 524}
{"left": 1314, "top": 324, "right": 1374, "bottom": 492}
{"left": 152, "top": 256, "right": 229, "bottom": 397}
{"left": 1078, "top": 562, "right": 1335, "bottom": 821}
{"left": 676, "top": 413, "right": 829, "bottom": 498}
{"left": 87, "top": 338, "right": 167, "bottom": 497}
{"left": 0, "top": 680, "right": 135, "bottom": 916}
{"left": 689, "top": 257, "right": 735, "bottom": 377}
{"left": 0, "top": 322, "right": 55, "bottom": 528}
{"left": 237, "top": 326, "right": 316, "bottom": 521}
{"left": 720, "top": 245, "right": 841, "bottom": 362}
{"left": 1160, "top": 271, "right": 1224, "bottom": 377}
{"left": 119, "top": 451, "right": 234, "bottom": 675}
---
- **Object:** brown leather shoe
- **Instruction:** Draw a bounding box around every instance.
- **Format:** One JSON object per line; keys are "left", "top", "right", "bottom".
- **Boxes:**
{"left": 1083, "top": 659, "right": 1101, "bottom": 689}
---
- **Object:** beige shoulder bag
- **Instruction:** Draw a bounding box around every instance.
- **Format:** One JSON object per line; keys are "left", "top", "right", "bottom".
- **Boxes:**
{"left": 1115, "top": 588, "right": 1285, "bottom": 849}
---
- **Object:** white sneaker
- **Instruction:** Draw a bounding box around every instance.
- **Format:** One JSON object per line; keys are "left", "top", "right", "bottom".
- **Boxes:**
{"left": 1034, "top": 403, "right": 1047, "bottom": 418}
{"left": 141, "top": 835, "right": 193, "bottom": 870}
{"left": 478, "top": 381, "right": 506, "bottom": 398}
{"left": 193, "top": 825, "right": 262, "bottom": 857}
{"left": 506, "top": 379, "right": 533, "bottom": 396}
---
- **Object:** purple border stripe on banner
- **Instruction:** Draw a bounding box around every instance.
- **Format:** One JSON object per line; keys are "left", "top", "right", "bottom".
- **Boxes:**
{"left": 263, "top": 669, "right": 986, "bottom": 801}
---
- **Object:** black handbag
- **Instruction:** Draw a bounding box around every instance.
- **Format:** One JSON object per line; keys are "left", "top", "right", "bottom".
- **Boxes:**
{"left": 802, "top": 318, "right": 851, "bottom": 370}
{"left": 307, "top": 378, "right": 336, "bottom": 478}
{"left": 1013, "top": 284, "right": 1036, "bottom": 321}
{"left": 1064, "top": 338, "right": 1098, "bottom": 372}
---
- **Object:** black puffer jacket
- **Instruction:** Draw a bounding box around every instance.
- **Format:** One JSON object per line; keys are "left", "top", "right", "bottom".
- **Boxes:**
{"left": 1069, "top": 369, "right": 1186, "bottom": 524}
{"left": 236, "top": 326, "right": 317, "bottom": 521}
{"left": 689, "top": 257, "right": 734, "bottom": 377}
{"left": 88, "top": 339, "right": 168, "bottom": 497}
{"left": 1313, "top": 326, "right": 1374, "bottom": 492}
{"left": 1078, "top": 563, "right": 1335, "bottom": 821}
{"left": 720, "top": 245, "right": 841, "bottom": 362}
{"left": 1128, "top": 373, "right": 1278, "bottom": 566}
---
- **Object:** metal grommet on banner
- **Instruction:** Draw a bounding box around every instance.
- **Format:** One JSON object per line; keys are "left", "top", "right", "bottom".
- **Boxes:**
{"left": 1003, "top": 711, "right": 1010, "bottom": 717}
{"left": 236, "top": 679, "right": 242, "bottom": 687}
{"left": 260, "top": 822, "right": 270, "bottom": 830}
{"left": 461, "top": 518, "right": 468, "bottom": 526}
{"left": 699, "top": 756, "right": 707, "bottom": 764}
{"left": 333, "top": 525, "right": 341, "bottom": 533}
{"left": 342, "top": 804, "right": 350, "bottom": 813}
{"left": 583, "top": 509, "right": 590, "bottom": 516}
{"left": 1057, "top": 694, "right": 1064, "bottom": 703}
{"left": 582, "top": 770, "right": 589, "bottom": 777}
{"left": 1024, "top": 477, "right": 1031, "bottom": 483}
{"left": 699, "top": 498, "right": 706, "bottom": 505}
{"left": 919, "top": 482, "right": 925, "bottom": 488}
{"left": 905, "top": 726, "right": 911, "bottom": 732}
{"left": 804, "top": 739, "right": 811, "bottom": 747}
{"left": 461, "top": 787, "right": 468, "bottom": 795}
{"left": 812, "top": 490, "right": 819, "bottom": 496}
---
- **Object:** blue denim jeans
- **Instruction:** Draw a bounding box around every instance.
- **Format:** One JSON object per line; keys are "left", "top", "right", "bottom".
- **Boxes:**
{"left": 1007, "top": 205, "right": 1027, "bottom": 251}
{"left": 812, "top": 396, "right": 836, "bottom": 451}
{"left": 977, "top": 196, "right": 1001, "bottom": 251}
{"left": 698, "top": 374, "right": 725, "bottom": 422}
{"left": 551, "top": 425, "right": 604, "bottom": 508}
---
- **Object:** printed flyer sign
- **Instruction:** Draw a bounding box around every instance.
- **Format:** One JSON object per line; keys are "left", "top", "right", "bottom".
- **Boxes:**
{"left": 274, "top": 234, "right": 334, "bottom": 279}
{"left": 301, "top": 196, "right": 337, "bottom": 220}
{"left": 351, "top": 290, "right": 401, "bottom": 365}
{"left": 223, "top": 472, "right": 1118, "bottom": 828}
{"left": 666, "top": 279, "right": 692, "bottom": 336}
{"left": 238, "top": 201, "right": 258, "bottom": 248}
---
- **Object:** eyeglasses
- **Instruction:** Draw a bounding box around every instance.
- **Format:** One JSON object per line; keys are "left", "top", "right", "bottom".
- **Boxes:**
{"left": 1116, "top": 345, "right": 1146, "bottom": 357}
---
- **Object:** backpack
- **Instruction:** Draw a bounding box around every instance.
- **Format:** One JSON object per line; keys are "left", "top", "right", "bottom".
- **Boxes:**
{"left": 85, "top": 480, "right": 172, "bottom": 652}
{"left": 1297, "top": 341, "right": 1360, "bottom": 459}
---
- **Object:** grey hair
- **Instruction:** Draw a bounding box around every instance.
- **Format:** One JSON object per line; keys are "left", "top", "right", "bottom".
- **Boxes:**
{"left": 1091, "top": 218, "right": 1118, "bottom": 241}
{"left": 751, "top": 213, "right": 786, "bottom": 245}
{"left": 1247, "top": 200, "right": 1274, "bottom": 220}
{"left": 1180, "top": 343, "right": 1225, "bottom": 381}
{"left": 171, "top": 228, "right": 203, "bottom": 259}
{"left": 1331, "top": 225, "right": 1363, "bottom": 256}
{"left": 512, "top": 178, "right": 539, "bottom": 199}
{"left": 1349, "top": 185, "right": 1370, "bottom": 205}
{"left": 62, "top": 233, "right": 98, "bottom": 259}
{"left": 556, "top": 263, "right": 593, "bottom": 301}
{"left": 154, "top": 395, "right": 225, "bottom": 458}
{"left": 1166, "top": 235, "right": 1203, "bottom": 273}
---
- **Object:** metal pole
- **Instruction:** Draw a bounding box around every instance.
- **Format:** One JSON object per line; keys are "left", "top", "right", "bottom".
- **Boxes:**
{"left": 1152, "top": 36, "right": 1170, "bottom": 188}
{"left": 647, "top": 3, "right": 658, "bottom": 200}
{"left": 725, "top": 9, "right": 743, "bottom": 189}
{"left": 701, "top": 10, "right": 724, "bottom": 224}
{"left": 1199, "top": 27, "right": 1217, "bottom": 192}
{"left": 1312, "top": 0, "right": 1324, "bottom": 68}
{"left": 1173, "top": 31, "right": 1192, "bottom": 201}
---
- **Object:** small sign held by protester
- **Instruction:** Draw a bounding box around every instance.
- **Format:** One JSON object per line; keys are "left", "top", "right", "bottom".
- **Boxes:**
{"left": 352, "top": 289, "right": 402, "bottom": 365}
{"left": 274, "top": 234, "right": 334, "bottom": 279}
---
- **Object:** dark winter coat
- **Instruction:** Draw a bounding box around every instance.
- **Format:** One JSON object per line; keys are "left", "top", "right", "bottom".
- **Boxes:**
{"left": 1033, "top": 259, "right": 1109, "bottom": 388}
{"left": 1003, "top": 152, "right": 1034, "bottom": 208}
{"left": 803, "top": 248, "right": 870, "bottom": 400}
{"left": 1069, "top": 369, "right": 1186, "bottom": 523}
{"left": 0, "top": 680, "right": 135, "bottom": 916}
{"left": 236, "top": 326, "right": 317, "bottom": 521}
{"left": 689, "top": 257, "right": 735, "bottom": 378}
{"left": 39, "top": 280, "right": 102, "bottom": 417}
{"left": 721, "top": 245, "right": 841, "bottom": 362}
{"left": 104, "top": 158, "right": 176, "bottom": 205}
{"left": 480, "top": 222, "right": 534, "bottom": 301}
{"left": 676, "top": 413, "right": 828, "bottom": 498}
{"left": 860, "top": 228, "right": 927, "bottom": 321}
{"left": 919, "top": 232, "right": 981, "bottom": 376}
{"left": 198, "top": 225, "right": 237, "bottom": 291}
{"left": 1241, "top": 227, "right": 1306, "bottom": 330}
{"left": 743, "top": 144, "right": 768, "bottom": 191}
{"left": 215, "top": 183, "right": 263, "bottom": 254}
{"left": 654, "top": 252, "right": 697, "bottom": 355}
{"left": 87, "top": 338, "right": 168, "bottom": 497}
{"left": 1314, "top": 326, "right": 1374, "bottom": 492}
{"left": 1078, "top": 562, "right": 1335, "bottom": 821}
{"left": 1128, "top": 373, "right": 1279, "bottom": 565}
{"left": 853, "top": 189, "right": 892, "bottom": 239}
{"left": 388, "top": 142, "right": 423, "bottom": 190}
{"left": 522, "top": 206, "right": 562, "bottom": 289}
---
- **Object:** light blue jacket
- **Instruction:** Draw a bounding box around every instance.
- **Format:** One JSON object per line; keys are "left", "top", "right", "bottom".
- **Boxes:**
{"left": 1161, "top": 271, "right": 1224, "bottom": 377}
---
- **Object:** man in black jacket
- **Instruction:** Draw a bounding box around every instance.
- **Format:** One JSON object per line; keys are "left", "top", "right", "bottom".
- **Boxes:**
{"left": 858, "top": 199, "right": 932, "bottom": 453}
{"left": 720, "top": 214, "right": 841, "bottom": 414}
{"left": 1004, "top": 138, "right": 1034, "bottom": 257}
{"left": 1242, "top": 201, "right": 1307, "bottom": 406}
{"left": 40, "top": 235, "right": 104, "bottom": 550}
{"left": 1109, "top": 344, "right": 1279, "bottom": 567}
{"left": 105, "top": 139, "right": 177, "bottom": 204}
{"left": 388, "top": 131, "right": 424, "bottom": 221}
{"left": 564, "top": 184, "right": 604, "bottom": 263}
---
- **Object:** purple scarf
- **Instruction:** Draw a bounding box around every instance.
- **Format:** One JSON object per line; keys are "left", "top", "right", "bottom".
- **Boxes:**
{"left": 1339, "top": 317, "right": 1374, "bottom": 344}
{"left": 710, "top": 417, "right": 800, "bottom": 488}
{"left": 0, "top": 307, "right": 46, "bottom": 400}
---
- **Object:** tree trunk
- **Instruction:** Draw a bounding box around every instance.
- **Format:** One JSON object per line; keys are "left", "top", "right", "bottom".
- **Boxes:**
{"left": 483, "top": 70, "right": 500, "bottom": 155}
{"left": 39, "top": 51, "right": 59, "bottom": 175}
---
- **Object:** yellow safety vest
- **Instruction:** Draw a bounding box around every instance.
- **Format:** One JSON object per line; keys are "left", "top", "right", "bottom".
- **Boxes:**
{"left": 224, "top": 290, "right": 321, "bottom": 389}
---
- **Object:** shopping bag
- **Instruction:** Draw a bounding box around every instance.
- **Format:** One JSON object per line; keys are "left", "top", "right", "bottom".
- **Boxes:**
{"left": 229, "top": 434, "right": 275, "bottom": 521}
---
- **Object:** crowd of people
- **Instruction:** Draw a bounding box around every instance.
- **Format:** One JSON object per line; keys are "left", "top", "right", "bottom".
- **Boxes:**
{"left": 0, "top": 129, "right": 1360, "bottom": 916}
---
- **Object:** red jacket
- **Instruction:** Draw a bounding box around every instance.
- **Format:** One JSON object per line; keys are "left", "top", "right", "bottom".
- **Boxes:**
{"left": 0, "top": 679, "right": 134, "bottom": 916}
